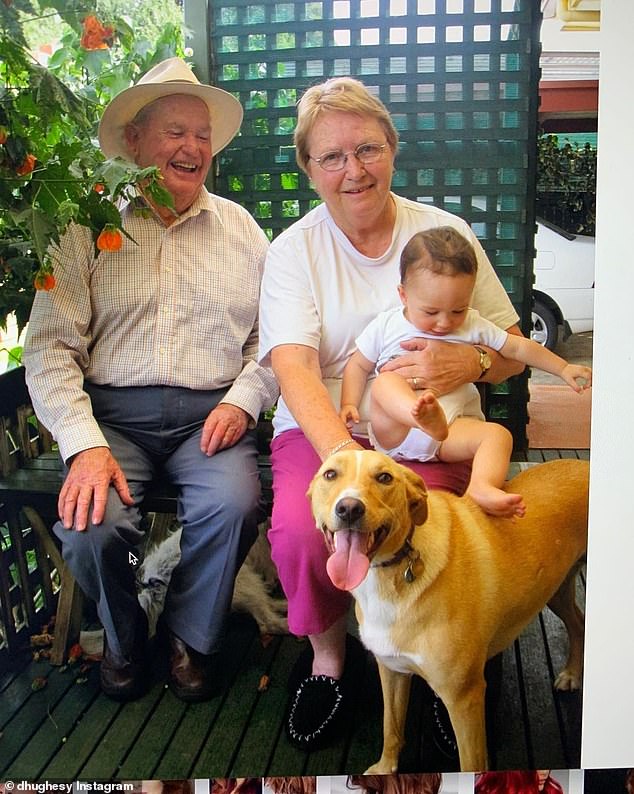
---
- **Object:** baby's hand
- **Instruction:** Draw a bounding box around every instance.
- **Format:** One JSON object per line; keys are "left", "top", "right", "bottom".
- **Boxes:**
{"left": 561, "top": 363, "right": 592, "bottom": 392}
{"left": 340, "top": 404, "right": 360, "bottom": 429}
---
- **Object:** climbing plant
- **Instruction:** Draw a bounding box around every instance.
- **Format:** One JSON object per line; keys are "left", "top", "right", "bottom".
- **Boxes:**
{"left": 0, "top": 0, "right": 183, "bottom": 332}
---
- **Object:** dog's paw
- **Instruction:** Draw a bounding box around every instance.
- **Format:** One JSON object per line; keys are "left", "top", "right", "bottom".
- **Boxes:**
{"left": 364, "top": 761, "right": 398, "bottom": 775}
{"left": 554, "top": 667, "right": 582, "bottom": 691}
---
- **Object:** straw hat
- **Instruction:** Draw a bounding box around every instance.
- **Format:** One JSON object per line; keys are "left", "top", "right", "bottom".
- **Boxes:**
{"left": 98, "top": 57, "right": 243, "bottom": 160}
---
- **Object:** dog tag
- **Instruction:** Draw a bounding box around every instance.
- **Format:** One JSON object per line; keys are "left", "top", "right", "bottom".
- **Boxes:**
{"left": 404, "top": 547, "right": 420, "bottom": 583}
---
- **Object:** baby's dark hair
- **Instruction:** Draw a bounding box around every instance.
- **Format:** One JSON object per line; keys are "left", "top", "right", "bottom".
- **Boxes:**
{"left": 400, "top": 225, "right": 478, "bottom": 284}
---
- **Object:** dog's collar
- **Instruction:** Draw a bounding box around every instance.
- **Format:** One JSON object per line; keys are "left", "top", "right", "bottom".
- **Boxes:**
{"left": 370, "top": 525, "right": 421, "bottom": 583}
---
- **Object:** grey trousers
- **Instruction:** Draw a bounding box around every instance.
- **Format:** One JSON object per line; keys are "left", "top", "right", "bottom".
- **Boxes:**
{"left": 53, "top": 383, "right": 262, "bottom": 662}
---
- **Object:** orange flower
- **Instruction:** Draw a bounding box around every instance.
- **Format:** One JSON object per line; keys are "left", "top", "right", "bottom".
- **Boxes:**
{"left": 16, "top": 153, "right": 36, "bottom": 176}
{"left": 80, "top": 15, "right": 114, "bottom": 50}
{"left": 96, "top": 225, "right": 123, "bottom": 252}
{"left": 0, "top": 126, "right": 7, "bottom": 145}
{"left": 34, "top": 271, "right": 56, "bottom": 291}
{"left": 93, "top": 182, "right": 105, "bottom": 194}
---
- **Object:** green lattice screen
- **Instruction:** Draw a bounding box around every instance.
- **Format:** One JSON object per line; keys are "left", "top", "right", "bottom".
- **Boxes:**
{"left": 208, "top": 0, "right": 541, "bottom": 448}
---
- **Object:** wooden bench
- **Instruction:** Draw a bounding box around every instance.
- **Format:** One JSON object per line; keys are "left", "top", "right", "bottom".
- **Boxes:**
{"left": 0, "top": 365, "right": 273, "bottom": 666}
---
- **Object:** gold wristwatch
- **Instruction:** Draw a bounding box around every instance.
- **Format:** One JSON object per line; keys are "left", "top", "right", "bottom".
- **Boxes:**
{"left": 474, "top": 345, "right": 492, "bottom": 379}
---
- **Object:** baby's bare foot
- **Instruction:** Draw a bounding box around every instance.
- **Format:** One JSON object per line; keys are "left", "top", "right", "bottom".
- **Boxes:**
{"left": 467, "top": 484, "right": 526, "bottom": 518}
{"left": 411, "top": 390, "right": 448, "bottom": 441}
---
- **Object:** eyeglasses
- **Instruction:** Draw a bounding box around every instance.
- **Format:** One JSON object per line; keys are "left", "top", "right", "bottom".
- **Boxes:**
{"left": 309, "top": 142, "right": 388, "bottom": 172}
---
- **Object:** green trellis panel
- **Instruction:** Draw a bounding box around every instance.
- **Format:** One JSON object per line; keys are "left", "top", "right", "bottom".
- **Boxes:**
{"left": 204, "top": 0, "right": 540, "bottom": 449}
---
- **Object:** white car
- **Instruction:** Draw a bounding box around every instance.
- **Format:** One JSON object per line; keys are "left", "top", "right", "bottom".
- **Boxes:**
{"left": 532, "top": 218, "right": 595, "bottom": 350}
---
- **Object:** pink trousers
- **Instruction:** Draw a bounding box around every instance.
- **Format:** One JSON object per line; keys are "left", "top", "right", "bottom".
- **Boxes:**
{"left": 268, "top": 428, "right": 472, "bottom": 636}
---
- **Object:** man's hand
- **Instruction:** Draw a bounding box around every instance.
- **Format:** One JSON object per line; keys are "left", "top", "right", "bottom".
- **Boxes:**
{"left": 380, "top": 338, "right": 480, "bottom": 396}
{"left": 200, "top": 403, "right": 249, "bottom": 456}
{"left": 59, "top": 447, "right": 133, "bottom": 531}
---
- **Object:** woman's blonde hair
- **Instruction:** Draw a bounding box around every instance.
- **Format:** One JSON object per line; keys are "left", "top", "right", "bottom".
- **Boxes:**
{"left": 294, "top": 77, "right": 399, "bottom": 173}
{"left": 347, "top": 774, "right": 442, "bottom": 794}
{"left": 264, "top": 778, "right": 316, "bottom": 794}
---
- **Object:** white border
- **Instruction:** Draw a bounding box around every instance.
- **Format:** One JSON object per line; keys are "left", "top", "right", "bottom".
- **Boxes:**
{"left": 580, "top": 0, "right": 634, "bottom": 769}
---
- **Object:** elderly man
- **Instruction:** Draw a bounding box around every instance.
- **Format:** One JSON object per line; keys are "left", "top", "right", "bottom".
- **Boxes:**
{"left": 23, "top": 58, "right": 278, "bottom": 702}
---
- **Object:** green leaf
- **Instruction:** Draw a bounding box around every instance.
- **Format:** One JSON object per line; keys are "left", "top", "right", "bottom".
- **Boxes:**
{"left": 96, "top": 157, "right": 132, "bottom": 195}
{"left": 2, "top": 346, "right": 23, "bottom": 370}
{"left": 0, "top": 14, "right": 29, "bottom": 49}
{"left": 82, "top": 48, "right": 112, "bottom": 77}
{"left": 79, "top": 190, "right": 122, "bottom": 233}
{"left": 144, "top": 180, "right": 175, "bottom": 211}
{"left": 3, "top": 136, "right": 28, "bottom": 168}
{"left": 57, "top": 199, "right": 80, "bottom": 227}
{"left": 11, "top": 208, "right": 57, "bottom": 265}
{"left": 30, "top": 65, "right": 91, "bottom": 128}
{"left": 47, "top": 46, "right": 74, "bottom": 70}
{"left": 98, "top": 69, "right": 131, "bottom": 97}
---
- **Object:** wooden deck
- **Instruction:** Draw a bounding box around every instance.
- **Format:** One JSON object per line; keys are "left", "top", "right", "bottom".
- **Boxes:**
{"left": 0, "top": 448, "right": 588, "bottom": 779}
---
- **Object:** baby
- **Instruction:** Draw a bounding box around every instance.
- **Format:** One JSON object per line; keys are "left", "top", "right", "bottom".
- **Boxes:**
{"left": 340, "top": 226, "right": 592, "bottom": 517}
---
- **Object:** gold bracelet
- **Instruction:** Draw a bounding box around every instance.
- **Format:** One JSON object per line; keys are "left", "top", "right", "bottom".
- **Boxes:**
{"left": 323, "top": 438, "right": 355, "bottom": 457}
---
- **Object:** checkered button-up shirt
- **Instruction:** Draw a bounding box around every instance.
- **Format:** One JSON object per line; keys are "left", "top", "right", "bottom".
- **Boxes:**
{"left": 23, "top": 190, "right": 279, "bottom": 462}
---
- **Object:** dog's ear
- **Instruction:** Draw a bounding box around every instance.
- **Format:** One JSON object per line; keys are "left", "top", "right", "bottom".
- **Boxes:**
{"left": 401, "top": 466, "right": 428, "bottom": 525}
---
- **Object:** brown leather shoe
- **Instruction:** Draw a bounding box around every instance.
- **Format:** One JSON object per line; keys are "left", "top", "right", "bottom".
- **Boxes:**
{"left": 100, "top": 638, "right": 146, "bottom": 701}
{"left": 168, "top": 631, "right": 217, "bottom": 702}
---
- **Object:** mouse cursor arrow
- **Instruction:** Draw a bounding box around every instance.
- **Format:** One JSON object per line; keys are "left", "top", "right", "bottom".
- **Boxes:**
{"left": 128, "top": 551, "right": 139, "bottom": 566}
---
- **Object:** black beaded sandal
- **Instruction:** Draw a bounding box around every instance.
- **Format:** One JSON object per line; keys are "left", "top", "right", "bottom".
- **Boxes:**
{"left": 286, "top": 673, "right": 346, "bottom": 751}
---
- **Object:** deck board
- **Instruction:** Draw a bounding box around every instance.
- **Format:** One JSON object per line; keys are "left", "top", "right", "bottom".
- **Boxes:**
{"left": 80, "top": 687, "right": 166, "bottom": 779}
{"left": 118, "top": 690, "right": 190, "bottom": 778}
{"left": 6, "top": 666, "right": 101, "bottom": 778}
{"left": 228, "top": 637, "right": 308, "bottom": 777}
{"left": 491, "top": 644, "right": 528, "bottom": 769}
{"left": 518, "top": 616, "right": 567, "bottom": 768}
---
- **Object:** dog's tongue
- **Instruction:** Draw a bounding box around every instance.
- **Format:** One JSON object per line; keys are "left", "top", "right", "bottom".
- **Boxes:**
{"left": 326, "top": 530, "right": 370, "bottom": 591}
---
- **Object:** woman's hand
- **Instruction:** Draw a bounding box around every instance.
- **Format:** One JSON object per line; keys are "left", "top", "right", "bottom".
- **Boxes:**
{"left": 380, "top": 325, "right": 526, "bottom": 393}
{"left": 272, "top": 343, "right": 363, "bottom": 461}
{"left": 379, "top": 338, "right": 481, "bottom": 395}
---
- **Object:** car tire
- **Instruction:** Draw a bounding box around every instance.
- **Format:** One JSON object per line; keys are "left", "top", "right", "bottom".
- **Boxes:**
{"left": 531, "top": 299, "right": 558, "bottom": 350}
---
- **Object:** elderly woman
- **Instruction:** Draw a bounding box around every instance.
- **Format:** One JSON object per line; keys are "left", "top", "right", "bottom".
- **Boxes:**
{"left": 258, "top": 76, "right": 524, "bottom": 750}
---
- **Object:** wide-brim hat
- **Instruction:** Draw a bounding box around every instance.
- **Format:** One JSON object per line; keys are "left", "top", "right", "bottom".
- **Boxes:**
{"left": 98, "top": 57, "right": 243, "bottom": 160}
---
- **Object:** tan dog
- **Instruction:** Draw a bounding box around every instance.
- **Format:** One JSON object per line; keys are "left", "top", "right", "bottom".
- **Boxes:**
{"left": 307, "top": 450, "right": 588, "bottom": 772}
